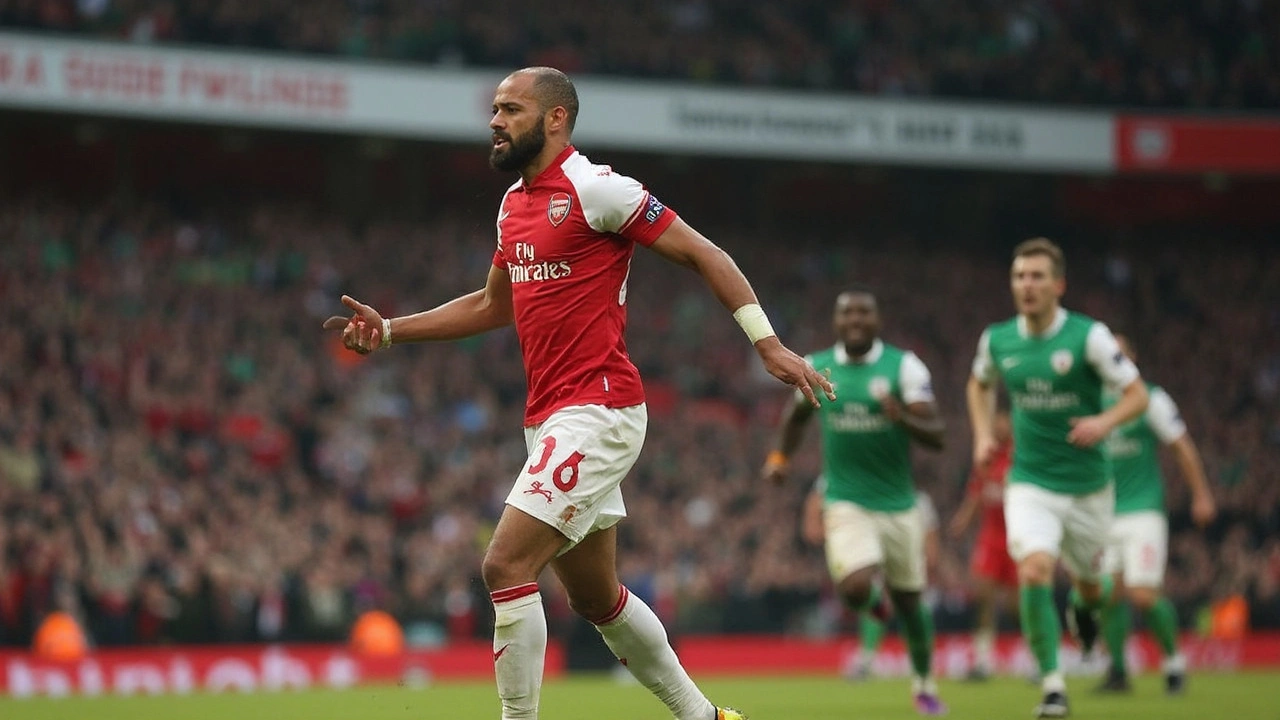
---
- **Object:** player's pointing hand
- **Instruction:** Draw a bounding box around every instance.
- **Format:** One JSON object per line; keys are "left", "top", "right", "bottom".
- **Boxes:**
{"left": 756, "top": 338, "right": 836, "bottom": 407}
{"left": 323, "top": 295, "right": 387, "bottom": 355}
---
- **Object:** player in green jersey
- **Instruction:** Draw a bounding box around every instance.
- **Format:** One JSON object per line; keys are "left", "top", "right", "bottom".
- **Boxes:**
{"left": 967, "top": 238, "right": 1150, "bottom": 718}
{"left": 1090, "top": 333, "right": 1217, "bottom": 695}
{"left": 763, "top": 287, "right": 948, "bottom": 715}
{"left": 801, "top": 480, "right": 942, "bottom": 682}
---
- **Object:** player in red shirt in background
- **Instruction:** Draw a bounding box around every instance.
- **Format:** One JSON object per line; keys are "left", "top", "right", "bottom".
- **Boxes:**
{"left": 326, "top": 67, "right": 832, "bottom": 720}
{"left": 949, "top": 409, "right": 1018, "bottom": 681}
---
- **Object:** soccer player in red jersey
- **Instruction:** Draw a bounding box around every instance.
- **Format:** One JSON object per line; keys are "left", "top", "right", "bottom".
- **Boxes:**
{"left": 326, "top": 67, "right": 833, "bottom": 720}
{"left": 949, "top": 409, "right": 1018, "bottom": 680}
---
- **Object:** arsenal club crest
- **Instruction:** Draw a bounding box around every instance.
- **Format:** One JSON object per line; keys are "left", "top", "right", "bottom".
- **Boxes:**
{"left": 1051, "top": 349, "right": 1074, "bottom": 375}
{"left": 547, "top": 193, "right": 572, "bottom": 227}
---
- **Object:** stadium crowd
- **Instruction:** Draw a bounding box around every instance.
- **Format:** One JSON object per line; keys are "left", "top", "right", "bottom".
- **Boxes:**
{"left": 2, "top": 0, "right": 1278, "bottom": 109}
{"left": 0, "top": 191, "right": 1276, "bottom": 649}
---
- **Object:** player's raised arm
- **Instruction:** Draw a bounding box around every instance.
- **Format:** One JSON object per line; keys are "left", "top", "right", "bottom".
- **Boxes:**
{"left": 647, "top": 217, "right": 834, "bottom": 407}
{"left": 967, "top": 329, "right": 1000, "bottom": 466}
{"left": 323, "top": 264, "right": 514, "bottom": 354}
{"left": 761, "top": 385, "right": 817, "bottom": 485}
{"left": 1147, "top": 388, "right": 1217, "bottom": 527}
{"left": 1170, "top": 435, "right": 1216, "bottom": 527}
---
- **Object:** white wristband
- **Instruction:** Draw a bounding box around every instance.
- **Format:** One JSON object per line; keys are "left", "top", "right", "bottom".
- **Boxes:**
{"left": 733, "top": 303, "right": 776, "bottom": 344}
{"left": 379, "top": 317, "right": 393, "bottom": 349}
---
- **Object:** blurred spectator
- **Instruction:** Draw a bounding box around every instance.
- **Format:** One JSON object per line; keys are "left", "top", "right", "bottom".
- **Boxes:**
{"left": 296, "top": 561, "right": 351, "bottom": 642}
{"left": 0, "top": 428, "right": 42, "bottom": 493}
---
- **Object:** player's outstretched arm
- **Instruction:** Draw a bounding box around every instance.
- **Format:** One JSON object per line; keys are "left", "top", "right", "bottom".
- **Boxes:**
{"left": 1148, "top": 388, "right": 1216, "bottom": 527}
{"left": 967, "top": 330, "right": 1000, "bottom": 465}
{"left": 323, "top": 266, "right": 514, "bottom": 353}
{"left": 967, "top": 374, "right": 998, "bottom": 467}
{"left": 761, "top": 393, "right": 816, "bottom": 485}
{"left": 390, "top": 265, "right": 515, "bottom": 343}
{"left": 1170, "top": 434, "right": 1217, "bottom": 527}
{"left": 648, "top": 218, "right": 834, "bottom": 407}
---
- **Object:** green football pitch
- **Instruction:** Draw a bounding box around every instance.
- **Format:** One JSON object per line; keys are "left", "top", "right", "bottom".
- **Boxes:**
{"left": 0, "top": 672, "right": 1273, "bottom": 719}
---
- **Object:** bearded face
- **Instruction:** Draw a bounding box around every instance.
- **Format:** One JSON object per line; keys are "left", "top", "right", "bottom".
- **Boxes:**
{"left": 490, "top": 114, "right": 547, "bottom": 172}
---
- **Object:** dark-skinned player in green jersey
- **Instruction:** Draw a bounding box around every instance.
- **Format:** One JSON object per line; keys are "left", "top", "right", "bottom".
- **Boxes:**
{"left": 763, "top": 287, "right": 947, "bottom": 716}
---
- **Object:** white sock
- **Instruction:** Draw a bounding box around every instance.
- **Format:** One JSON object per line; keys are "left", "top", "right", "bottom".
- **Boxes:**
{"left": 593, "top": 585, "right": 716, "bottom": 720}
{"left": 1041, "top": 670, "right": 1066, "bottom": 694}
{"left": 974, "top": 627, "right": 995, "bottom": 671}
{"left": 912, "top": 674, "right": 938, "bottom": 695}
{"left": 1163, "top": 653, "right": 1186, "bottom": 675}
{"left": 491, "top": 583, "right": 546, "bottom": 720}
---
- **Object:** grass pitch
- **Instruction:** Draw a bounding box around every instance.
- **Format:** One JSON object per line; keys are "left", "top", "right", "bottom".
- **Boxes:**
{"left": 1, "top": 671, "right": 1273, "bottom": 719}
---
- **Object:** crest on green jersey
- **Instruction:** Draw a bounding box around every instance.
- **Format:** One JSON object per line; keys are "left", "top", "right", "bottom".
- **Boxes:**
{"left": 1051, "top": 349, "right": 1074, "bottom": 375}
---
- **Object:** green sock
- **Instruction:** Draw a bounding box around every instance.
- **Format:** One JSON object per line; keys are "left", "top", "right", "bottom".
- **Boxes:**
{"left": 860, "top": 612, "right": 886, "bottom": 655}
{"left": 856, "top": 583, "right": 882, "bottom": 612}
{"left": 898, "top": 603, "right": 935, "bottom": 679}
{"left": 1097, "top": 576, "right": 1114, "bottom": 606}
{"left": 1102, "top": 601, "right": 1131, "bottom": 674}
{"left": 1020, "top": 585, "right": 1060, "bottom": 674}
{"left": 1146, "top": 597, "right": 1180, "bottom": 657}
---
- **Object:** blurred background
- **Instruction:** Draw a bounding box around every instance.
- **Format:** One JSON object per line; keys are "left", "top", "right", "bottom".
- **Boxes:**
{"left": 0, "top": 0, "right": 1277, "bottom": 688}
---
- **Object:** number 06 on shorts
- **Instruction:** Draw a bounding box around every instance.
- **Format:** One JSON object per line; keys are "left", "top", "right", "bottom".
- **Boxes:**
{"left": 507, "top": 404, "right": 648, "bottom": 549}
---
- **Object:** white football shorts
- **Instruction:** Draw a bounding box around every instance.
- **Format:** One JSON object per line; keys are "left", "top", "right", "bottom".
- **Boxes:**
{"left": 506, "top": 403, "right": 647, "bottom": 551}
{"left": 1005, "top": 481, "right": 1114, "bottom": 582}
{"left": 823, "top": 500, "right": 927, "bottom": 591}
{"left": 1102, "top": 510, "right": 1168, "bottom": 588}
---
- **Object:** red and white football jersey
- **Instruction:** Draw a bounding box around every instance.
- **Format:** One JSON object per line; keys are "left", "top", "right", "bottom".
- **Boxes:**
{"left": 492, "top": 145, "right": 676, "bottom": 426}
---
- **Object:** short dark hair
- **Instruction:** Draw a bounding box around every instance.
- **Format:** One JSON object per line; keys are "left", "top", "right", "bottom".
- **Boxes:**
{"left": 1013, "top": 237, "right": 1066, "bottom": 278}
{"left": 839, "top": 283, "right": 877, "bottom": 301}
{"left": 517, "top": 67, "right": 580, "bottom": 132}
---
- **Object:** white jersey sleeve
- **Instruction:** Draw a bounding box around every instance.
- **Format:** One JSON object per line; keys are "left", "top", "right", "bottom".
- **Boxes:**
{"left": 915, "top": 491, "right": 939, "bottom": 532}
{"left": 971, "top": 329, "right": 996, "bottom": 384}
{"left": 563, "top": 153, "right": 672, "bottom": 243}
{"left": 1085, "top": 322, "right": 1141, "bottom": 391}
{"left": 1147, "top": 387, "right": 1188, "bottom": 444}
{"left": 899, "top": 352, "right": 936, "bottom": 404}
